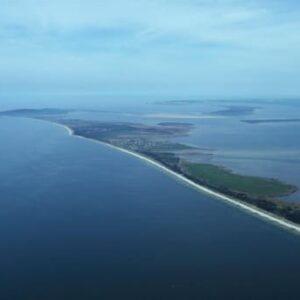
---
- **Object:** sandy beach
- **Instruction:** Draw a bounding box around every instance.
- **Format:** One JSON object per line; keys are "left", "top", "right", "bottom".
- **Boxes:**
{"left": 54, "top": 122, "right": 300, "bottom": 235}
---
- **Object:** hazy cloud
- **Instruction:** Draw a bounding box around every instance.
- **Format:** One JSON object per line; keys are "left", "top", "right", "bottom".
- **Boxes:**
{"left": 0, "top": 0, "right": 300, "bottom": 97}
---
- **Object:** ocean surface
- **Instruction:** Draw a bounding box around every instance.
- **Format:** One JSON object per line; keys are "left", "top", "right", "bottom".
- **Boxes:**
{"left": 1, "top": 108, "right": 300, "bottom": 299}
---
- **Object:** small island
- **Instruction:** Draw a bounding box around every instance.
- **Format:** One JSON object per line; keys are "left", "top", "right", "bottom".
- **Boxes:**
{"left": 154, "top": 100, "right": 204, "bottom": 105}
{"left": 242, "top": 118, "right": 300, "bottom": 124}
{"left": 1, "top": 108, "right": 300, "bottom": 227}
{"left": 208, "top": 106, "right": 257, "bottom": 116}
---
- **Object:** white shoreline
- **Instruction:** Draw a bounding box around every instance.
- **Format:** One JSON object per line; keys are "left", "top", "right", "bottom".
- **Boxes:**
{"left": 54, "top": 122, "right": 300, "bottom": 234}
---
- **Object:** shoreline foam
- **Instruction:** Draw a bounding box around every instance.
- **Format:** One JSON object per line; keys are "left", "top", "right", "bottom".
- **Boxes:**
{"left": 54, "top": 122, "right": 300, "bottom": 234}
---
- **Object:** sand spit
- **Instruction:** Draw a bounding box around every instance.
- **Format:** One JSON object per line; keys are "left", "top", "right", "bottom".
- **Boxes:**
{"left": 53, "top": 122, "right": 300, "bottom": 235}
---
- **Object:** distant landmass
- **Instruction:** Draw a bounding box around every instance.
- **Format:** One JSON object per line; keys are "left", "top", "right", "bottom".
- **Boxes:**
{"left": 157, "top": 122, "right": 193, "bottom": 127}
{"left": 208, "top": 106, "right": 257, "bottom": 116}
{"left": 243, "top": 118, "right": 300, "bottom": 124}
{"left": 1, "top": 108, "right": 299, "bottom": 228}
{"left": 155, "top": 100, "right": 203, "bottom": 105}
{"left": 0, "top": 108, "right": 72, "bottom": 116}
{"left": 154, "top": 99, "right": 300, "bottom": 108}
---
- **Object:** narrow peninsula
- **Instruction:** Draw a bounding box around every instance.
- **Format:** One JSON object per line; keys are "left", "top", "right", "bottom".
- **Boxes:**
{"left": 1, "top": 108, "right": 300, "bottom": 230}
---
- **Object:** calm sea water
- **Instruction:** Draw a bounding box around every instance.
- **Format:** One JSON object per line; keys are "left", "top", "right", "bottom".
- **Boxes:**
{"left": 0, "top": 116, "right": 300, "bottom": 300}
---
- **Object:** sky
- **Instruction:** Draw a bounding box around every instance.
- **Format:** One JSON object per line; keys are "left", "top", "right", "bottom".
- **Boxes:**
{"left": 0, "top": 0, "right": 300, "bottom": 98}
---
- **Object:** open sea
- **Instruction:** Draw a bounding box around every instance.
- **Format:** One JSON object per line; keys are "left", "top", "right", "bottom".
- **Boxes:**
{"left": 0, "top": 95, "right": 300, "bottom": 299}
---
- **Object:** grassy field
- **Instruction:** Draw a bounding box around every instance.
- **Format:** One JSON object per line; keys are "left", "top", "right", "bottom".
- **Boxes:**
{"left": 181, "top": 162, "right": 296, "bottom": 198}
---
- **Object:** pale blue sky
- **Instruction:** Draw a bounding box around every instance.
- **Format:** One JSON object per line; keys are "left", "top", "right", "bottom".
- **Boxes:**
{"left": 1, "top": 0, "right": 300, "bottom": 98}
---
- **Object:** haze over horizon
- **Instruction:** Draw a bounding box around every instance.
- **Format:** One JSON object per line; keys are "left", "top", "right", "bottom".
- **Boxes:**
{"left": 1, "top": 0, "right": 300, "bottom": 98}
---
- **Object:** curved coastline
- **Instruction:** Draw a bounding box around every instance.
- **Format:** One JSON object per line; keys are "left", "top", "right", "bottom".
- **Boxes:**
{"left": 54, "top": 122, "right": 300, "bottom": 234}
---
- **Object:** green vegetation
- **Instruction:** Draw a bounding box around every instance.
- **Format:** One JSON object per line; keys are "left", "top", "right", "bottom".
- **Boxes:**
{"left": 143, "top": 151, "right": 181, "bottom": 170}
{"left": 181, "top": 162, "right": 296, "bottom": 198}
{"left": 177, "top": 162, "right": 300, "bottom": 224}
{"left": 149, "top": 142, "right": 195, "bottom": 152}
